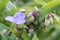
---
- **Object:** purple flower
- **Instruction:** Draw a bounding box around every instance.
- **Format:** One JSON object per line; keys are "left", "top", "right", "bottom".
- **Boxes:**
{"left": 5, "top": 12, "right": 26, "bottom": 24}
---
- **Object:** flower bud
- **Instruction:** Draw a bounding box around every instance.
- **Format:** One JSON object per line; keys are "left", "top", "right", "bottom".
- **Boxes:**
{"left": 28, "top": 16, "right": 34, "bottom": 22}
{"left": 44, "top": 14, "right": 53, "bottom": 27}
{"left": 2, "top": 29, "right": 7, "bottom": 33}
{"left": 32, "top": 10, "right": 39, "bottom": 17}
{"left": 32, "top": 6, "right": 39, "bottom": 17}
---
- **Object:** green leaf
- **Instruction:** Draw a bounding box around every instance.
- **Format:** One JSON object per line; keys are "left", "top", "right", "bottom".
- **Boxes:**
{"left": 0, "top": 23, "right": 8, "bottom": 31}
{"left": 32, "top": 34, "right": 39, "bottom": 40}
{"left": 43, "top": 0, "right": 53, "bottom": 3}
{"left": 6, "top": 8, "right": 19, "bottom": 16}
{"left": 22, "top": 31, "right": 30, "bottom": 40}
{"left": 39, "top": 0, "right": 60, "bottom": 22}
{"left": 0, "top": 0, "right": 8, "bottom": 10}
{"left": 33, "top": 0, "right": 46, "bottom": 6}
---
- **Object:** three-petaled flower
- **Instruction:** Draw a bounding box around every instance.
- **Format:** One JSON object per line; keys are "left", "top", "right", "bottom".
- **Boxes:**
{"left": 5, "top": 12, "right": 26, "bottom": 24}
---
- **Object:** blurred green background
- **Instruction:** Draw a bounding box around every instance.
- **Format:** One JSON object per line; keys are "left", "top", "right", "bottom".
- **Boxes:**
{"left": 0, "top": 0, "right": 60, "bottom": 40}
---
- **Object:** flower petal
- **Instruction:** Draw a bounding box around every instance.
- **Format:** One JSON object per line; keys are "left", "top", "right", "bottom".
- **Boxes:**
{"left": 13, "top": 12, "right": 26, "bottom": 24}
{"left": 15, "top": 19, "right": 26, "bottom": 24}
{"left": 5, "top": 16, "right": 15, "bottom": 22}
{"left": 13, "top": 12, "right": 25, "bottom": 19}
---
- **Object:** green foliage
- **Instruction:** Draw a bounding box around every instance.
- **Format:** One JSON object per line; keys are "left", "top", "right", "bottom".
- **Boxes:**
{"left": 0, "top": 0, "right": 8, "bottom": 10}
{"left": 0, "top": 0, "right": 60, "bottom": 40}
